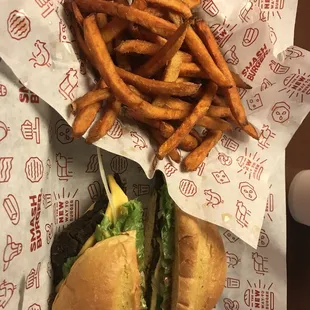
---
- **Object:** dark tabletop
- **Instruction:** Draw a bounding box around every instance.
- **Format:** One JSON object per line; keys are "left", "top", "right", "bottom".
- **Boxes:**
{"left": 287, "top": 0, "right": 310, "bottom": 308}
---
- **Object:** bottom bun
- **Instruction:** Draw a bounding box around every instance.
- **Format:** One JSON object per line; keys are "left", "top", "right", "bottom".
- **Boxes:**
{"left": 52, "top": 232, "right": 141, "bottom": 310}
{"left": 171, "top": 207, "right": 227, "bottom": 310}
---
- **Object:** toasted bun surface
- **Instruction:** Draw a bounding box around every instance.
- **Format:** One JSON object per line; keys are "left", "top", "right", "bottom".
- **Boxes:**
{"left": 171, "top": 207, "right": 227, "bottom": 310}
{"left": 52, "top": 232, "right": 141, "bottom": 310}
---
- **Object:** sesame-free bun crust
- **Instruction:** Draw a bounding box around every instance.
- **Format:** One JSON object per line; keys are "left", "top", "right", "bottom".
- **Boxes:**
{"left": 171, "top": 207, "right": 227, "bottom": 310}
{"left": 52, "top": 231, "right": 141, "bottom": 310}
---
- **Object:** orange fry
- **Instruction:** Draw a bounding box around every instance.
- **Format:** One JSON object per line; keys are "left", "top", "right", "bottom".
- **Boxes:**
{"left": 86, "top": 99, "right": 121, "bottom": 143}
{"left": 196, "top": 116, "right": 232, "bottom": 131}
{"left": 83, "top": 15, "right": 190, "bottom": 120}
{"left": 72, "top": 102, "right": 101, "bottom": 138}
{"left": 146, "top": 0, "right": 192, "bottom": 18}
{"left": 136, "top": 21, "right": 189, "bottom": 78}
{"left": 213, "top": 95, "right": 227, "bottom": 107}
{"left": 96, "top": 13, "right": 108, "bottom": 29}
{"left": 145, "top": 7, "right": 165, "bottom": 18}
{"left": 72, "top": 1, "right": 84, "bottom": 28}
{"left": 158, "top": 82, "right": 217, "bottom": 159}
{"left": 183, "top": 0, "right": 200, "bottom": 9}
{"left": 71, "top": 88, "right": 110, "bottom": 114}
{"left": 183, "top": 130, "right": 222, "bottom": 171}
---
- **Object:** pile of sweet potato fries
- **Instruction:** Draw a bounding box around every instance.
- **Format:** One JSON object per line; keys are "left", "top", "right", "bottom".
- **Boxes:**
{"left": 67, "top": 0, "right": 258, "bottom": 171}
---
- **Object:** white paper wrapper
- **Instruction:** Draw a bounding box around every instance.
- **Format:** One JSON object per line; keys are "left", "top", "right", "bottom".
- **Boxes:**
{"left": 0, "top": 0, "right": 304, "bottom": 246}
{"left": 0, "top": 59, "right": 286, "bottom": 310}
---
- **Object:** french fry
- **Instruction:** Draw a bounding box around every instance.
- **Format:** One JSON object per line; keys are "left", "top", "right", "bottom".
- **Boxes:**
{"left": 208, "top": 106, "right": 232, "bottom": 118}
{"left": 84, "top": 15, "right": 192, "bottom": 120}
{"left": 168, "top": 11, "right": 183, "bottom": 26}
{"left": 135, "top": 21, "right": 189, "bottom": 78}
{"left": 76, "top": 0, "right": 230, "bottom": 86}
{"left": 213, "top": 95, "right": 227, "bottom": 107}
{"left": 146, "top": 0, "right": 192, "bottom": 18}
{"left": 86, "top": 99, "right": 122, "bottom": 143}
{"left": 115, "top": 35, "right": 132, "bottom": 72}
{"left": 71, "top": 88, "right": 110, "bottom": 114}
{"left": 242, "top": 123, "right": 259, "bottom": 140}
{"left": 231, "top": 73, "right": 252, "bottom": 89}
{"left": 115, "top": 40, "right": 192, "bottom": 62}
{"left": 195, "top": 20, "right": 249, "bottom": 127}
{"left": 145, "top": 7, "right": 166, "bottom": 18}
{"left": 116, "top": 67, "right": 200, "bottom": 97}
{"left": 183, "top": 0, "right": 200, "bottom": 9}
{"left": 150, "top": 128, "right": 181, "bottom": 163}
{"left": 158, "top": 82, "right": 217, "bottom": 159}
{"left": 96, "top": 13, "right": 108, "bottom": 29}
{"left": 72, "top": 102, "right": 101, "bottom": 138}
{"left": 128, "top": 25, "right": 167, "bottom": 45}
{"left": 72, "top": 1, "right": 84, "bottom": 28}
{"left": 183, "top": 130, "right": 222, "bottom": 171}
{"left": 196, "top": 116, "right": 232, "bottom": 131}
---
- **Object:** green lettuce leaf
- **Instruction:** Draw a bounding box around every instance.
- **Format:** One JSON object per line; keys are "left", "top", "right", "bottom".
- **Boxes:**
{"left": 62, "top": 256, "right": 78, "bottom": 279}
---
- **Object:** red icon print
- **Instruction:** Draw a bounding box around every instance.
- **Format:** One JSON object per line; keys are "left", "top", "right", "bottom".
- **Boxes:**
{"left": 3, "top": 235, "right": 22, "bottom": 272}
{"left": 210, "top": 18, "right": 237, "bottom": 48}
{"left": 29, "top": 40, "right": 51, "bottom": 68}
{"left": 265, "top": 193, "right": 274, "bottom": 221}
{"left": 133, "top": 184, "right": 150, "bottom": 196}
{"left": 221, "top": 135, "right": 239, "bottom": 152}
{"left": 21, "top": 117, "right": 40, "bottom": 144}
{"left": 279, "top": 70, "right": 310, "bottom": 103}
{"left": 28, "top": 303, "right": 41, "bottom": 310}
{"left": 55, "top": 119, "right": 73, "bottom": 144}
{"left": 86, "top": 154, "right": 99, "bottom": 173}
{"left": 88, "top": 181, "right": 102, "bottom": 202}
{"left": 239, "top": 182, "right": 257, "bottom": 201}
{"left": 26, "top": 263, "right": 41, "bottom": 289}
{"left": 238, "top": 88, "right": 248, "bottom": 99}
{"left": 258, "top": 229, "right": 270, "bottom": 247}
{"left": 130, "top": 131, "right": 148, "bottom": 150}
{"left": 259, "top": 0, "right": 284, "bottom": 21}
{"left": 271, "top": 102, "right": 290, "bottom": 123}
{"left": 223, "top": 230, "right": 239, "bottom": 243}
{"left": 56, "top": 153, "right": 73, "bottom": 181}
{"left": 225, "top": 277, "right": 240, "bottom": 289}
{"left": 45, "top": 223, "right": 53, "bottom": 244}
{"left": 226, "top": 251, "right": 241, "bottom": 268}
{"left": 2, "top": 195, "right": 20, "bottom": 225}
{"left": 285, "top": 46, "right": 304, "bottom": 60}
{"left": 43, "top": 193, "right": 52, "bottom": 209}
{"left": 196, "top": 162, "right": 205, "bottom": 176}
{"left": 218, "top": 153, "right": 232, "bottom": 166}
{"left": 244, "top": 280, "right": 274, "bottom": 310}
{"left": 107, "top": 119, "right": 123, "bottom": 139}
{"left": 35, "top": 0, "right": 54, "bottom": 18}
{"left": 252, "top": 252, "right": 268, "bottom": 275}
{"left": 25, "top": 157, "right": 44, "bottom": 183}
{"left": 0, "top": 122, "right": 9, "bottom": 142}
{"left": 201, "top": 0, "right": 219, "bottom": 17}
{"left": 246, "top": 93, "right": 263, "bottom": 111}
{"left": 164, "top": 163, "right": 177, "bottom": 177}
{"left": 212, "top": 170, "right": 230, "bottom": 184}
{"left": 204, "top": 189, "right": 223, "bottom": 208}
{"left": 258, "top": 124, "right": 276, "bottom": 150}
{"left": 243, "top": 28, "right": 259, "bottom": 47}
{"left": 224, "top": 45, "right": 239, "bottom": 65}
{"left": 235, "top": 200, "right": 251, "bottom": 228}
{"left": 59, "top": 68, "right": 78, "bottom": 100}
{"left": 239, "top": 1, "right": 254, "bottom": 23}
{"left": 56, "top": 7, "right": 74, "bottom": 43}
{"left": 269, "top": 60, "right": 290, "bottom": 74}
{"left": 179, "top": 179, "right": 197, "bottom": 197}
{"left": 268, "top": 25, "right": 277, "bottom": 45}
{"left": 0, "top": 157, "right": 13, "bottom": 183}
{"left": 237, "top": 148, "right": 266, "bottom": 180}
{"left": 0, "top": 84, "right": 7, "bottom": 97}
{"left": 7, "top": 10, "right": 31, "bottom": 40}
{"left": 223, "top": 298, "right": 239, "bottom": 310}
{"left": 19, "top": 84, "right": 40, "bottom": 104}
{"left": 261, "top": 78, "right": 275, "bottom": 91}
{"left": 110, "top": 156, "right": 128, "bottom": 174}
{"left": 0, "top": 280, "right": 16, "bottom": 308}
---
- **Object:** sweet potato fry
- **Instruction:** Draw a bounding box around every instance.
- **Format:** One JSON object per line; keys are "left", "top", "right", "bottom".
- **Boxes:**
{"left": 183, "top": 130, "right": 222, "bottom": 171}
{"left": 116, "top": 67, "right": 200, "bottom": 97}
{"left": 96, "top": 13, "right": 108, "bottom": 29}
{"left": 71, "top": 88, "right": 110, "bottom": 114}
{"left": 196, "top": 116, "right": 232, "bottom": 131}
{"left": 72, "top": 1, "right": 84, "bottom": 28}
{"left": 84, "top": 15, "right": 191, "bottom": 120}
{"left": 115, "top": 40, "right": 192, "bottom": 62}
{"left": 208, "top": 106, "right": 232, "bottom": 118}
{"left": 135, "top": 21, "right": 189, "bottom": 78}
{"left": 76, "top": 0, "right": 230, "bottom": 87}
{"left": 213, "top": 95, "right": 227, "bottom": 107}
{"left": 86, "top": 99, "right": 122, "bottom": 143}
{"left": 158, "top": 82, "right": 217, "bottom": 159}
{"left": 72, "top": 102, "right": 101, "bottom": 138}
{"left": 150, "top": 128, "right": 181, "bottom": 163}
{"left": 195, "top": 20, "right": 249, "bottom": 127}
{"left": 146, "top": 0, "right": 192, "bottom": 18}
